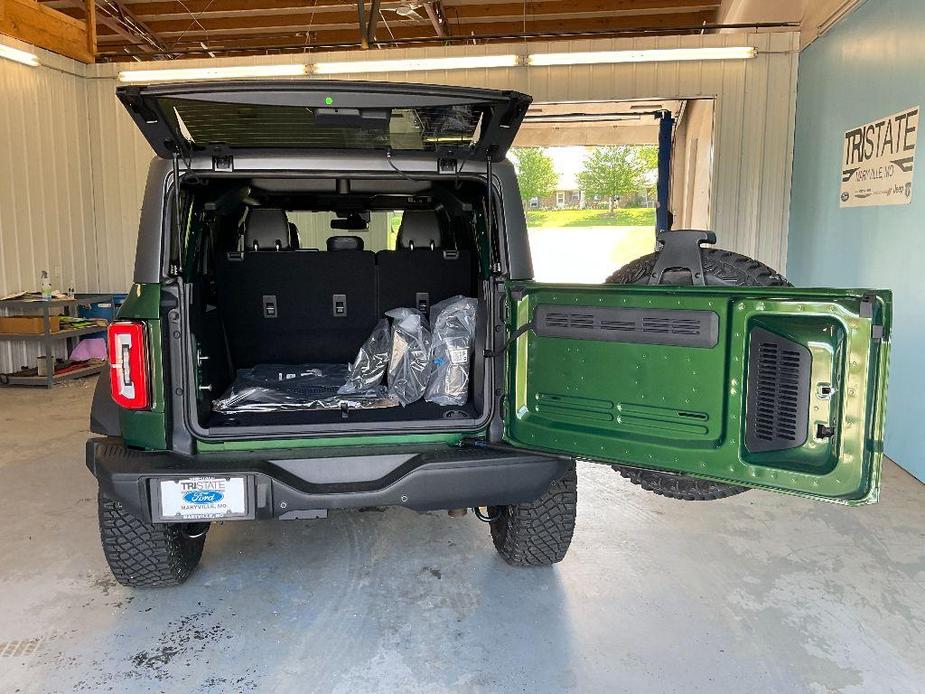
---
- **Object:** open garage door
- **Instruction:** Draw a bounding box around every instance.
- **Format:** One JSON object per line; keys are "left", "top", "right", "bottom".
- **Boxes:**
{"left": 511, "top": 99, "right": 715, "bottom": 283}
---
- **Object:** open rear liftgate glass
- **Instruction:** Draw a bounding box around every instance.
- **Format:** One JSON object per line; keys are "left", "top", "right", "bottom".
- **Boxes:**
{"left": 503, "top": 284, "right": 890, "bottom": 504}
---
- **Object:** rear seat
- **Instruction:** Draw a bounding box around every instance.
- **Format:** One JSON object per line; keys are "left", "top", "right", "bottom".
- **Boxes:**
{"left": 216, "top": 210, "right": 377, "bottom": 367}
{"left": 376, "top": 211, "right": 473, "bottom": 315}
{"left": 216, "top": 209, "right": 475, "bottom": 369}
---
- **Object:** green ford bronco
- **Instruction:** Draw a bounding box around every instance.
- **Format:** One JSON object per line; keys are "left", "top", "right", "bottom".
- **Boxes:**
{"left": 87, "top": 80, "right": 891, "bottom": 587}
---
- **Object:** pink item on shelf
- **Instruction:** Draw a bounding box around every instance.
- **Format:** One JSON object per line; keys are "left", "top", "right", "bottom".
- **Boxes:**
{"left": 69, "top": 338, "right": 107, "bottom": 362}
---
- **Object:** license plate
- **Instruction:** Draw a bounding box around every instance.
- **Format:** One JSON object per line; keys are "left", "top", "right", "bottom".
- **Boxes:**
{"left": 157, "top": 477, "right": 248, "bottom": 521}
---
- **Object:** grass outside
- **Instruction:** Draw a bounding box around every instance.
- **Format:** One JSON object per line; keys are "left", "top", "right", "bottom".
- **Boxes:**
{"left": 525, "top": 208, "right": 655, "bottom": 228}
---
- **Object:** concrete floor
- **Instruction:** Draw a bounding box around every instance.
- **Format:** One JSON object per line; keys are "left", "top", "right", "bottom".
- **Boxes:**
{"left": 1, "top": 380, "right": 924, "bottom": 694}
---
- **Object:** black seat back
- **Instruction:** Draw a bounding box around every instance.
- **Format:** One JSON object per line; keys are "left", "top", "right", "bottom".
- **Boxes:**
{"left": 216, "top": 210, "right": 377, "bottom": 366}
{"left": 376, "top": 211, "right": 474, "bottom": 314}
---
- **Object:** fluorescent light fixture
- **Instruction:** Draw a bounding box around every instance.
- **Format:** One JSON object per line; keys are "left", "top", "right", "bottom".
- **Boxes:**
{"left": 528, "top": 46, "right": 757, "bottom": 67}
{"left": 313, "top": 54, "right": 520, "bottom": 75}
{"left": 118, "top": 63, "right": 308, "bottom": 83}
{"left": 0, "top": 44, "right": 40, "bottom": 67}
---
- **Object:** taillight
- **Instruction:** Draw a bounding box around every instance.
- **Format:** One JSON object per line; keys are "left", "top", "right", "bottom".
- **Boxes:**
{"left": 107, "top": 321, "right": 150, "bottom": 410}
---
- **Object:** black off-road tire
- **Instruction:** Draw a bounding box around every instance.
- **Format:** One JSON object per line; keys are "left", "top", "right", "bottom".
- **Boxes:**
{"left": 489, "top": 463, "right": 577, "bottom": 566}
{"left": 605, "top": 246, "right": 791, "bottom": 501}
{"left": 605, "top": 247, "right": 789, "bottom": 288}
{"left": 613, "top": 467, "right": 750, "bottom": 501}
{"left": 98, "top": 490, "right": 206, "bottom": 588}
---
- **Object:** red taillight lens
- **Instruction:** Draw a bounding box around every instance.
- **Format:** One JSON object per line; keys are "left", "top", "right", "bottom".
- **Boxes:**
{"left": 107, "top": 321, "right": 150, "bottom": 410}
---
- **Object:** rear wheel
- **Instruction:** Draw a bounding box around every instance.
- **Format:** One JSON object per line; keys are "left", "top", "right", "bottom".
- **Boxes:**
{"left": 489, "top": 463, "right": 577, "bottom": 566}
{"left": 98, "top": 490, "right": 207, "bottom": 588}
{"left": 605, "top": 246, "right": 791, "bottom": 501}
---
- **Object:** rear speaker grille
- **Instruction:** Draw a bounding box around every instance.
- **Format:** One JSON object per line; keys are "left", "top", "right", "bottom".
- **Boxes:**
{"left": 746, "top": 328, "right": 811, "bottom": 452}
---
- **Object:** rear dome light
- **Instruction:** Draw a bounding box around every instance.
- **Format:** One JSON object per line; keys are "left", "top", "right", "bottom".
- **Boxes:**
{"left": 107, "top": 322, "right": 150, "bottom": 409}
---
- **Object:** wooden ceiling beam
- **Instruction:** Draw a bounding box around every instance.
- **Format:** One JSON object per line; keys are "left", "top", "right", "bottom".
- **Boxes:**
{"left": 111, "top": 0, "right": 396, "bottom": 18}
{"left": 448, "top": 0, "right": 719, "bottom": 18}
{"left": 85, "top": 0, "right": 96, "bottom": 56}
{"left": 0, "top": 0, "right": 94, "bottom": 61}
{"left": 97, "top": 24, "right": 699, "bottom": 58}
{"left": 73, "top": 0, "right": 721, "bottom": 22}
{"left": 99, "top": 9, "right": 718, "bottom": 48}
{"left": 128, "top": 7, "right": 715, "bottom": 37}
{"left": 52, "top": 0, "right": 163, "bottom": 55}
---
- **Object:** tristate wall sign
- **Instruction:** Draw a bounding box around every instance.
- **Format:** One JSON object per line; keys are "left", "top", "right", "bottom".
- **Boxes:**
{"left": 841, "top": 106, "right": 918, "bottom": 207}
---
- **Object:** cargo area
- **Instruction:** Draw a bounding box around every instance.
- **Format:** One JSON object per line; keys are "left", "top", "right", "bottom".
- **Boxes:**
{"left": 180, "top": 175, "right": 495, "bottom": 436}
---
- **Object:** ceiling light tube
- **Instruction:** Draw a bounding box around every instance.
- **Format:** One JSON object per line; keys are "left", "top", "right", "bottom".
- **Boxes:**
{"left": 0, "top": 44, "right": 40, "bottom": 67}
{"left": 313, "top": 54, "right": 520, "bottom": 75}
{"left": 528, "top": 46, "right": 757, "bottom": 67}
{"left": 118, "top": 63, "right": 308, "bottom": 83}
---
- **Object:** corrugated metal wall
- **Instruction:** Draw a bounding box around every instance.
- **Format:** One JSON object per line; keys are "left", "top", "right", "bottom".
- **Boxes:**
{"left": 0, "top": 41, "right": 96, "bottom": 373}
{"left": 1, "top": 32, "right": 799, "bottom": 373}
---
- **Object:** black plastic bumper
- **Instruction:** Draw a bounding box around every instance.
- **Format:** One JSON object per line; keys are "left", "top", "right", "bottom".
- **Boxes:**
{"left": 86, "top": 437, "right": 570, "bottom": 523}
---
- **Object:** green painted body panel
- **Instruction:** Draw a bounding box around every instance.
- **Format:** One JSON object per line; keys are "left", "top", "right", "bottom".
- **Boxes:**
{"left": 117, "top": 283, "right": 167, "bottom": 450}
{"left": 504, "top": 283, "right": 891, "bottom": 505}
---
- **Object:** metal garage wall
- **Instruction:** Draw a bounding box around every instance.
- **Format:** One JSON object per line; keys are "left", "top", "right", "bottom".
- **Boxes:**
{"left": 81, "top": 76, "right": 158, "bottom": 294}
{"left": 84, "top": 31, "right": 799, "bottom": 291}
{"left": 0, "top": 40, "right": 96, "bottom": 373}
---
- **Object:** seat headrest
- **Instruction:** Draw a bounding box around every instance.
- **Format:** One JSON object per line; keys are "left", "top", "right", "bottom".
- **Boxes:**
{"left": 245, "top": 208, "right": 290, "bottom": 251}
{"left": 326, "top": 235, "right": 364, "bottom": 251}
{"left": 397, "top": 210, "right": 442, "bottom": 250}
{"left": 287, "top": 222, "right": 300, "bottom": 250}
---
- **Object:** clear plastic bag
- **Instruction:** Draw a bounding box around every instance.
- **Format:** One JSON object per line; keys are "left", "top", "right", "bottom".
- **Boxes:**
{"left": 213, "top": 363, "right": 398, "bottom": 413}
{"left": 338, "top": 318, "right": 392, "bottom": 395}
{"left": 385, "top": 308, "right": 432, "bottom": 406}
{"left": 425, "top": 296, "right": 478, "bottom": 406}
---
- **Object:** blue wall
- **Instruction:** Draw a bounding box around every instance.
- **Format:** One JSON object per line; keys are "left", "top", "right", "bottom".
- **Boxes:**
{"left": 789, "top": 0, "right": 925, "bottom": 481}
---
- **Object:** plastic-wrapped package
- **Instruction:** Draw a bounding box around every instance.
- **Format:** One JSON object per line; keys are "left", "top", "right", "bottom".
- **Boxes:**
{"left": 213, "top": 363, "right": 398, "bottom": 413}
{"left": 385, "top": 308, "right": 432, "bottom": 406}
{"left": 338, "top": 318, "right": 392, "bottom": 395}
{"left": 425, "top": 296, "right": 478, "bottom": 406}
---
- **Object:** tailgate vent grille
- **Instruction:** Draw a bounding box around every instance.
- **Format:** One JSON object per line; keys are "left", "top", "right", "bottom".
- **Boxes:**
{"left": 534, "top": 305, "right": 718, "bottom": 348}
{"left": 745, "top": 328, "right": 811, "bottom": 452}
{"left": 544, "top": 312, "right": 594, "bottom": 330}
{"left": 640, "top": 317, "right": 704, "bottom": 335}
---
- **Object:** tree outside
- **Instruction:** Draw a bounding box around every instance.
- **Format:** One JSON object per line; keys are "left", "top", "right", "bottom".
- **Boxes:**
{"left": 514, "top": 144, "right": 659, "bottom": 283}
{"left": 576, "top": 145, "right": 657, "bottom": 213}
{"left": 510, "top": 147, "right": 559, "bottom": 203}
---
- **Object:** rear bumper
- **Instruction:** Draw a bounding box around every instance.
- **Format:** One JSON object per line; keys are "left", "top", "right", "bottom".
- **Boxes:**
{"left": 86, "top": 437, "right": 570, "bottom": 522}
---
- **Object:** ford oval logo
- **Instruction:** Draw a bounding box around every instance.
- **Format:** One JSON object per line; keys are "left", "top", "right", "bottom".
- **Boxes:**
{"left": 183, "top": 490, "right": 224, "bottom": 504}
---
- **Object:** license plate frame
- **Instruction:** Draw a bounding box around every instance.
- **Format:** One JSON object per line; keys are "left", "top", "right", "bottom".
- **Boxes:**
{"left": 151, "top": 475, "right": 255, "bottom": 523}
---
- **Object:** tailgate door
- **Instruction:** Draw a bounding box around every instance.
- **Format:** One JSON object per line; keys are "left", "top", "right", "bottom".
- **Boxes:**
{"left": 117, "top": 80, "right": 531, "bottom": 161}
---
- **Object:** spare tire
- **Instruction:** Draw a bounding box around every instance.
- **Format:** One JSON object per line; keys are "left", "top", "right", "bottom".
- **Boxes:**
{"left": 605, "top": 245, "right": 789, "bottom": 501}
